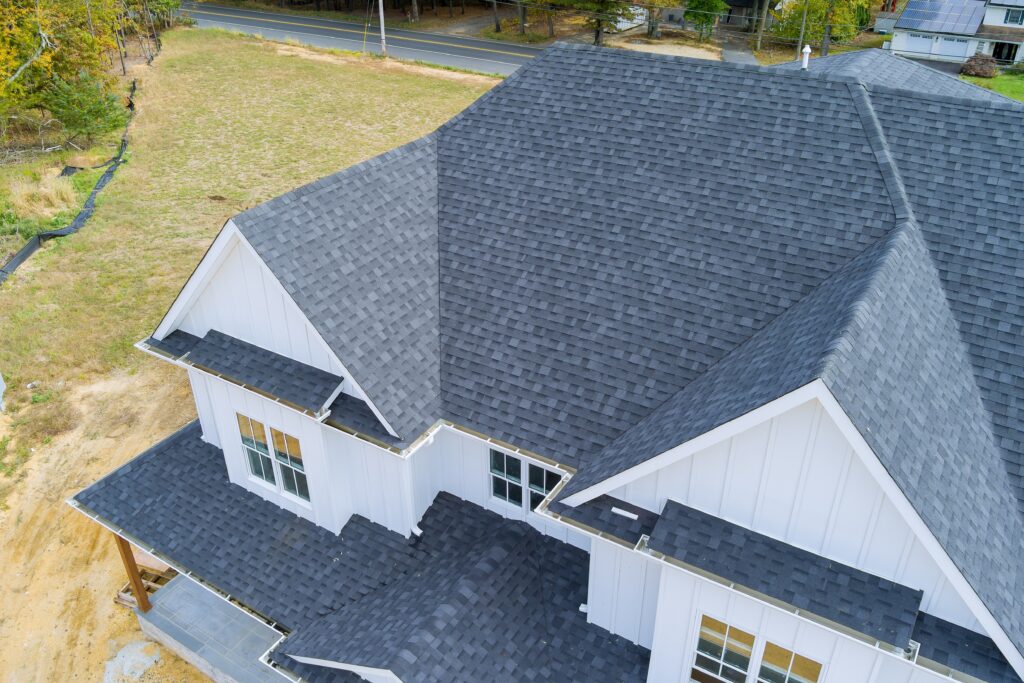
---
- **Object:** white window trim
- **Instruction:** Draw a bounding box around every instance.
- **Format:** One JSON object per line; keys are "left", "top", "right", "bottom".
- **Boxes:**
{"left": 237, "top": 413, "right": 313, "bottom": 508}
{"left": 489, "top": 447, "right": 562, "bottom": 514}
{"left": 690, "top": 613, "right": 756, "bottom": 683}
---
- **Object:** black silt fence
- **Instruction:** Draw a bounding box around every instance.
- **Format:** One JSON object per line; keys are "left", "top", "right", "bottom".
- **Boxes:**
{"left": 1, "top": 29, "right": 161, "bottom": 286}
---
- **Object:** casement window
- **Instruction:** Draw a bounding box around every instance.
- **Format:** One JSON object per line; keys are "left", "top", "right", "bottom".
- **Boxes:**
{"left": 1006, "top": 9, "right": 1024, "bottom": 24}
{"left": 490, "top": 449, "right": 562, "bottom": 511}
{"left": 236, "top": 413, "right": 310, "bottom": 502}
{"left": 690, "top": 615, "right": 755, "bottom": 683}
{"left": 756, "top": 643, "right": 823, "bottom": 683}
{"left": 528, "top": 463, "right": 561, "bottom": 510}
{"left": 490, "top": 449, "right": 523, "bottom": 506}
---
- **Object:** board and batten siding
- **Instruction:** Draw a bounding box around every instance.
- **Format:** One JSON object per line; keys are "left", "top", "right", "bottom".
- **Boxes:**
{"left": 607, "top": 398, "right": 981, "bottom": 633}
{"left": 588, "top": 537, "right": 661, "bottom": 648}
{"left": 177, "top": 236, "right": 346, "bottom": 379}
{"left": 648, "top": 561, "right": 957, "bottom": 683}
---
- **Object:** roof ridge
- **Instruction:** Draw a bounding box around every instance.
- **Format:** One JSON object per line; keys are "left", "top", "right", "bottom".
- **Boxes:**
{"left": 845, "top": 82, "right": 915, "bottom": 224}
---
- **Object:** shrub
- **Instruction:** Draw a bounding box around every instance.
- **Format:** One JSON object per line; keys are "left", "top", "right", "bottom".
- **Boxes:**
{"left": 1004, "top": 61, "right": 1024, "bottom": 76}
{"left": 43, "top": 72, "right": 129, "bottom": 144}
{"left": 9, "top": 175, "right": 77, "bottom": 221}
{"left": 961, "top": 53, "right": 999, "bottom": 78}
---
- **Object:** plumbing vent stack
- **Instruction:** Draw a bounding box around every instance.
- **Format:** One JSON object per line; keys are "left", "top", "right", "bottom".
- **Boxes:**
{"left": 802, "top": 44, "right": 811, "bottom": 70}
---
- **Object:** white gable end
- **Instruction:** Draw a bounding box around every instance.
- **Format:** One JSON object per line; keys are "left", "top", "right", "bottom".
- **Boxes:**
{"left": 174, "top": 229, "right": 344, "bottom": 377}
{"left": 606, "top": 396, "right": 984, "bottom": 635}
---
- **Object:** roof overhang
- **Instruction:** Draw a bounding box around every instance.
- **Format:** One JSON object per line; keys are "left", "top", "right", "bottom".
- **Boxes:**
{"left": 556, "top": 379, "right": 1024, "bottom": 679}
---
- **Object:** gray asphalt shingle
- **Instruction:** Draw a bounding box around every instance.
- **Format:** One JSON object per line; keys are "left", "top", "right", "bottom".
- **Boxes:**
{"left": 166, "top": 44, "right": 1024, "bottom": 667}
{"left": 771, "top": 49, "right": 1017, "bottom": 104}
{"left": 649, "top": 500, "right": 924, "bottom": 648}
{"left": 73, "top": 424, "right": 649, "bottom": 682}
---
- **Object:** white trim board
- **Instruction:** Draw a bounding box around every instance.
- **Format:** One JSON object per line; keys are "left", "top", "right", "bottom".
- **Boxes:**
{"left": 151, "top": 220, "right": 399, "bottom": 439}
{"left": 284, "top": 656, "right": 402, "bottom": 683}
{"left": 559, "top": 379, "right": 1024, "bottom": 678}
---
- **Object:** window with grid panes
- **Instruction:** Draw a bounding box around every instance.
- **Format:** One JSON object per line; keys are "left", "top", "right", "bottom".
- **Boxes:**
{"left": 756, "top": 643, "right": 822, "bottom": 683}
{"left": 237, "top": 413, "right": 275, "bottom": 485}
{"left": 271, "top": 427, "right": 309, "bottom": 501}
{"left": 490, "top": 449, "right": 523, "bottom": 506}
{"left": 690, "top": 615, "right": 755, "bottom": 683}
{"left": 528, "top": 464, "right": 561, "bottom": 510}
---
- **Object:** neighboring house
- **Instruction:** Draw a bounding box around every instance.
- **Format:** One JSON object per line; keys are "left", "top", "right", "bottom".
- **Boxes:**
{"left": 665, "top": 0, "right": 755, "bottom": 29}
{"left": 891, "top": 0, "right": 1024, "bottom": 63}
{"left": 72, "top": 45, "right": 1024, "bottom": 683}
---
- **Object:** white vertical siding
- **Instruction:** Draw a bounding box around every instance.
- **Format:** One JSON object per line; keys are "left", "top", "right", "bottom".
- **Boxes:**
{"left": 648, "top": 562, "right": 954, "bottom": 683}
{"left": 177, "top": 239, "right": 346, "bottom": 378}
{"left": 588, "top": 537, "right": 661, "bottom": 648}
{"left": 608, "top": 399, "right": 982, "bottom": 633}
{"left": 187, "top": 369, "right": 220, "bottom": 448}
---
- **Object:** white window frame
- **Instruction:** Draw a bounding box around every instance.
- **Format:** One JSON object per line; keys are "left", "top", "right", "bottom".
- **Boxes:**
{"left": 690, "top": 614, "right": 756, "bottom": 683}
{"left": 236, "top": 412, "right": 312, "bottom": 506}
{"left": 489, "top": 448, "right": 562, "bottom": 513}
{"left": 755, "top": 642, "right": 824, "bottom": 683}
{"left": 271, "top": 426, "right": 310, "bottom": 502}
{"left": 1005, "top": 8, "right": 1024, "bottom": 25}
{"left": 490, "top": 449, "right": 524, "bottom": 507}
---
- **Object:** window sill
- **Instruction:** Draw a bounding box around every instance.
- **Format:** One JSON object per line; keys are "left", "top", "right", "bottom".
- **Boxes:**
{"left": 247, "top": 476, "right": 313, "bottom": 510}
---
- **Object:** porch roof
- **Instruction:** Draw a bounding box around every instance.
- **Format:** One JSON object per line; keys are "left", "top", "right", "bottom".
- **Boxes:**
{"left": 73, "top": 423, "right": 649, "bottom": 682}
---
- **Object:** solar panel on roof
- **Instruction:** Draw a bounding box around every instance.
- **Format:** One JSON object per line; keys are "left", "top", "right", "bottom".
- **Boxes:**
{"left": 895, "top": 0, "right": 986, "bottom": 34}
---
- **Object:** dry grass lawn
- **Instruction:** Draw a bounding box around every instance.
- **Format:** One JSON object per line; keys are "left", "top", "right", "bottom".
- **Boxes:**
{"left": 0, "top": 26, "right": 493, "bottom": 681}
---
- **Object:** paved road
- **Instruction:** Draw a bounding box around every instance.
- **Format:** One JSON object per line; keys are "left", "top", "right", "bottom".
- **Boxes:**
{"left": 180, "top": 2, "right": 541, "bottom": 74}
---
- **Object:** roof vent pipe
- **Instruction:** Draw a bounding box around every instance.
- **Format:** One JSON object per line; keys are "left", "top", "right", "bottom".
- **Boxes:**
{"left": 801, "top": 44, "right": 811, "bottom": 70}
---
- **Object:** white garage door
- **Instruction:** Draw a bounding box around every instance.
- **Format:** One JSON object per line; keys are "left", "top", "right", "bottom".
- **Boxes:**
{"left": 905, "top": 32, "right": 934, "bottom": 55}
{"left": 937, "top": 36, "right": 970, "bottom": 57}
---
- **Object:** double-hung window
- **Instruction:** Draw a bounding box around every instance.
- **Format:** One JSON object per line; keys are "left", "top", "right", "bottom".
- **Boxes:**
{"left": 490, "top": 449, "right": 523, "bottom": 506}
{"left": 1006, "top": 8, "right": 1024, "bottom": 24}
{"left": 238, "top": 414, "right": 275, "bottom": 485}
{"left": 528, "top": 464, "right": 561, "bottom": 510}
{"left": 756, "top": 643, "right": 822, "bottom": 683}
{"left": 690, "top": 615, "right": 755, "bottom": 683}
{"left": 272, "top": 427, "right": 309, "bottom": 501}
{"left": 237, "top": 413, "right": 310, "bottom": 502}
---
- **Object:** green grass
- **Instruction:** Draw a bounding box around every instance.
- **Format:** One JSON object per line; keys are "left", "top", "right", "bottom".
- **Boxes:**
{"left": 962, "top": 73, "right": 1024, "bottom": 102}
{"left": 480, "top": 26, "right": 551, "bottom": 43}
{"left": 0, "top": 150, "right": 113, "bottom": 262}
{"left": 0, "top": 27, "right": 493, "bottom": 474}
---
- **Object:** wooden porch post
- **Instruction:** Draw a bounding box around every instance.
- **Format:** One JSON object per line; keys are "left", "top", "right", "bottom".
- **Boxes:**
{"left": 114, "top": 533, "right": 152, "bottom": 612}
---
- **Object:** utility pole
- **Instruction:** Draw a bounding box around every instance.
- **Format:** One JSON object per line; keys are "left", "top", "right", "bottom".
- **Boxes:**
{"left": 378, "top": 0, "right": 388, "bottom": 56}
{"left": 795, "top": 0, "right": 809, "bottom": 59}
{"left": 821, "top": 0, "right": 835, "bottom": 55}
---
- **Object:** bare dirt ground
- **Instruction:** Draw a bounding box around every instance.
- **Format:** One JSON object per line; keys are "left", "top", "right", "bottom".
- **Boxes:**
{"left": 609, "top": 33, "right": 723, "bottom": 61}
{"left": 0, "top": 364, "right": 202, "bottom": 683}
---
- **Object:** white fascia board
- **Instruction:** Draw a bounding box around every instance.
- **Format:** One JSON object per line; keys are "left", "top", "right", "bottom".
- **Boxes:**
{"left": 815, "top": 380, "right": 1024, "bottom": 679}
{"left": 559, "top": 382, "right": 822, "bottom": 506}
{"left": 153, "top": 221, "right": 240, "bottom": 340}
{"left": 230, "top": 230, "right": 401, "bottom": 440}
{"left": 285, "top": 656, "right": 402, "bottom": 682}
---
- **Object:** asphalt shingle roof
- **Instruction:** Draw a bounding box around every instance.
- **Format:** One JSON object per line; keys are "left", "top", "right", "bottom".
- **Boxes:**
{"left": 173, "top": 44, "right": 1024, "bottom": 665}
{"left": 74, "top": 424, "right": 649, "bottom": 682}
{"left": 771, "top": 49, "right": 1016, "bottom": 104}
{"left": 649, "top": 500, "right": 924, "bottom": 647}
{"left": 232, "top": 136, "right": 441, "bottom": 442}
{"left": 914, "top": 612, "right": 1022, "bottom": 683}
{"left": 187, "top": 330, "right": 342, "bottom": 414}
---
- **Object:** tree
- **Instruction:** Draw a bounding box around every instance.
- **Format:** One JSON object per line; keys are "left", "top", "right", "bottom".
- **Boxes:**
{"left": 685, "top": 0, "right": 727, "bottom": 39}
{"left": 43, "top": 71, "right": 128, "bottom": 144}
{"left": 553, "top": 0, "right": 638, "bottom": 44}
{"left": 769, "top": 0, "right": 863, "bottom": 45}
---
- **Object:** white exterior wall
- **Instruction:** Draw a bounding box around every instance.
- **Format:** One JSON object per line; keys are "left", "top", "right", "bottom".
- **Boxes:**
{"left": 423, "top": 426, "right": 590, "bottom": 549}
{"left": 985, "top": 5, "right": 1023, "bottom": 26}
{"left": 177, "top": 236, "right": 348, "bottom": 380}
{"left": 648, "top": 561, "right": 956, "bottom": 683}
{"left": 607, "top": 398, "right": 981, "bottom": 633}
{"left": 588, "top": 537, "right": 662, "bottom": 648}
{"left": 890, "top": 31, "right": 982, "bottom": 62}
{"left": 189, "top": 364, "right": 589, "bottom": 546}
